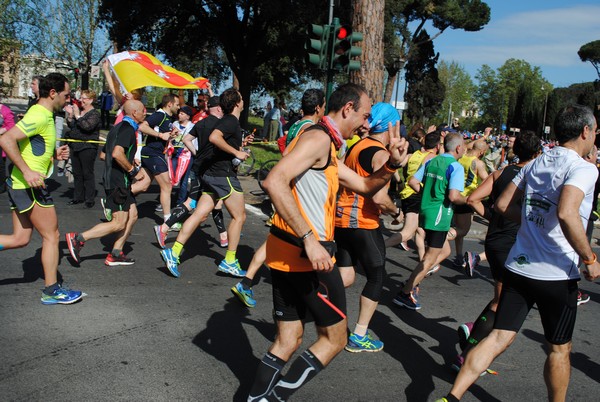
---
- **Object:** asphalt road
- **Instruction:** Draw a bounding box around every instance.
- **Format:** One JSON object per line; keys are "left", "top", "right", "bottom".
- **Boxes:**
{"left": 0, "top": 159, "right": 599, "bottom": 402}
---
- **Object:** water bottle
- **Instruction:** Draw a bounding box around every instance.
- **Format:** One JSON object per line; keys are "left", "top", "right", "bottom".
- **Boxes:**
{"left": 232, "top": 157, "right": 242, "bottom": 166}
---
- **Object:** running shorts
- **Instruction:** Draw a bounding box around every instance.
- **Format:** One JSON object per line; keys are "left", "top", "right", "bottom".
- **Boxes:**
{"left": 401, "top": 193, "right": 421, "bottom": 215}
{"left": 141, "top": 154, "right": 169, "bottom": 175}
{"left": 201, "top": 175, "right": 243, "bottom": 200}
{"left": 7, "top": 179, "right": 53, "bottom": 213}
{"left": 424, "top": 229, "right": 447, "bottom": 249}
{"left": 104, "top": 187, "right": 135, "bottom": 212}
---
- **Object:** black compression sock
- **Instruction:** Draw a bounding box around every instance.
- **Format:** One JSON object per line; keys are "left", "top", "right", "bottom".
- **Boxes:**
{"left": 165, "top": 204, "right": 190, "bottom": 227}
{"left": 43, "top": 282, "right": 60, "bottom": 295}
{"left": 465, "top": 306, "right": 496, "bottom": 354}
{"left": 241, "top": 276, "right": 253, "bottom": 289}
{"left": 212, "top": 208, "right": 226, "bottom": 234}
{"left": 248, "top": 352, "right": 287, "bottom": 401}
{"left": 445, "top": 393, "right": 460, "bottom": 402}
{"left": 266, "top": 349, "right": 324, "bottom": 401}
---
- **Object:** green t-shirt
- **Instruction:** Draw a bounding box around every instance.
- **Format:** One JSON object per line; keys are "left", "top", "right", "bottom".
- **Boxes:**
{"left": 285, "top": 118, "right": 314, "bottom": 147}
{"left": 12, "top": 104, "right": 55, "bottom": 189}
{"left": 419, "top": 155, "right": 463, "bottom": 231}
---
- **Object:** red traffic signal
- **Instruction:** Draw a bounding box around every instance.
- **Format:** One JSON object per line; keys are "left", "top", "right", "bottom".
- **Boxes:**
{"left": 337, "top": 26, "right": 349, "bottom": 40}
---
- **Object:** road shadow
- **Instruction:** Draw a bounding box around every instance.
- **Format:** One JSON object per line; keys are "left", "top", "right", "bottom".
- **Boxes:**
{"left": 192, "top": 299, "right": 274, "bottom": 402}
{"left": 0, "top": 246, "right": 63, "bottom": 286}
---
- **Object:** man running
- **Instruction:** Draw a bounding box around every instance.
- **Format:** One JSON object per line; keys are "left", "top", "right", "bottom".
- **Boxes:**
{"left": 437, "top": 104, "right": 600, "bottom": 402}
{"left": 393, "top": 132, "right": 467, "bottom": 310}
{"left": 248, "top": 83, "right": 407, "bottom": 401}
{"left": 65, "top": 100, "right": 147, "bottom": 266}
{"left": 0, "top": 73, "right": 83, "bottom": 305}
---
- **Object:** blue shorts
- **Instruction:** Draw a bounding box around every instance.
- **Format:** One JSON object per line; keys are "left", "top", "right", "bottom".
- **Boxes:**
{"left": 7, "top": 179, "right": 54, "bottom": 213}
{"left": 141, "top": 154, "right": 169, "bottom": 175}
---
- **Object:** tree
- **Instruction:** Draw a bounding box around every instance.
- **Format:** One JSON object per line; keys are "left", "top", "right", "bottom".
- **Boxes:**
{"left": 99, "top": 0, "right": 326, "bottom": 126}
{"left": 404, "top": 30, "right": 445, "bottom": 122}
{"left": 350, "top": 0, "right": 386, "bottom": 101}
{"left": 435, "top": 60, "right": 475, "bottom": 124}
{"left": 382, "top": 0, "right": 491, "bottom": 104}
{"left": 578, "top": 40, "right": 600, "bottom": 80}
{"left": 475, "top": 59, "right": 551, "bottom": 134}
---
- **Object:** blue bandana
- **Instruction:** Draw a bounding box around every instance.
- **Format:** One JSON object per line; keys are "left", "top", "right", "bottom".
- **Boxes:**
{"left": 368, "top": 103, "right": 400, "bottom": 134}
{"left": 122, "top": 116, "right": 139, "bottom": 131}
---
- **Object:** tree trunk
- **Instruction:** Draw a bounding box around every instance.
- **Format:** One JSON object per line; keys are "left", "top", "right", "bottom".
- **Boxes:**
{"left": 350, "top": 0, "right": 385, "bottom": 102}
{"left": 383, "top": 71, "right": 396, "bottom": 103}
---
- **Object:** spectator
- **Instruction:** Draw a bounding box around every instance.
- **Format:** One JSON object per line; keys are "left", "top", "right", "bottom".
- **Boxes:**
{"left": 0, "top": 101, "right": 16, "bottom": 193}
{"left": 99, "top": 87, "right": 114, "bottom": 129}
{"left": 64, "top": 89, "right": 102, "bottom": 208}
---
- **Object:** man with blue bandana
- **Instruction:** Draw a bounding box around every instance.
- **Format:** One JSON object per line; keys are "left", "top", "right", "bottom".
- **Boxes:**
{"left": 0, "top": 73, "right": 84, "bottom": 305}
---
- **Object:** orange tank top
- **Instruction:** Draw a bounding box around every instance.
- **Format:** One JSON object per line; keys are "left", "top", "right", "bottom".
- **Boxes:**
{"left": 266, "top": 128, "right": 340, "bottom": 272}
{"left": 335, "top": 137, "right": 386, "bottom": 229}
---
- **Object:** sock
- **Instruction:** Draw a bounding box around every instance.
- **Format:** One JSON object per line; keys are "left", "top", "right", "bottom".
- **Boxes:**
{"left": 163, "top": 213, "right": 171, "bottom": 223}
{"left": 353, "top": 323, "right": 368, "bottom": 337}
{"left": 111, "top": 249, "right": 121, "bottom": 257}
{"left": 241, "top": 276, "right": 253, "bottom": 289}
{"left": 225, "top": 249, "right": 236, "bottom": 264}
{"left": 165, "top": 204, "right": 190, "bottom": 227}
{"left": 267, "top": 349, "right": 324, "bottom": 401}
{"left": 43, "top": 282, "right": 60, "bottom": 295}
{"left": 445, "top": 394, "right": 460, "bottom": 402}
{"left": 75, "top": 233, "right": 86, "bottom": 242}
{"left": 248, "top": 352, "right": 287, "bottom": 401}
{"left": 464, "top": 306, "right": 496, "bottom": 355}
{"left": 212, "top": 208, "right": 226, "bottom": 233}
{"left": 172, "top": 241, "right": 184, "bottom": 258}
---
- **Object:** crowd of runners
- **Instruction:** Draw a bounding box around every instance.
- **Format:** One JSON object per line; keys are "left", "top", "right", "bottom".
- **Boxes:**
{"left": 1, "top": 72, "right": 599, "bottom": 402}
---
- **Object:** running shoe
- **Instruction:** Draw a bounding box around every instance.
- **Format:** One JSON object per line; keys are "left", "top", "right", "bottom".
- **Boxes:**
{"left": 41, "top": 285, "right": 83, "bottom": 305}
{"left": 464, "top": 251, "right": 479, "bottom": 278}
{"left": 153, "top": 225, "right": 167, "bottom": 249}
{"left": 393, "top": 291, "right": 421, "bottom": 310}
{"left": 451, "top": 354, "right": 492, "bottom": 376}
{"left": 398, "top": 281, "right": 420, "bottom": 299}
{"left": 218, "top": 259, "right": 247, "bottom": 277}
{"left": 220, "top": 236, "right": 229, "bottom": 248}
{"left": 155, "top": 203, "right": 163, "bottom": 212}
{"left": 105, "top": 252, "right": 135, "bottom": 266}
{"left": 161, "top": 248, "right": 180, "bottom": 278}
{"left": 231, "top": 282, "right": 256, "bottom": 308}
{"left": 400, "top": 241, "right": 411, "bottom": 251}
{"left": 100, "top": 197, "right": 112, "bottom": 222}
{"left": 457, "top": 322, "right": 474, "bottom": 351}
{"left": 170, "top": 222, "right": 182, "bottom": 232}
{"left": 65, "top": 232, "right": 84, "bottom": 264}
{"left": 425, "top": 264, "right": 440, "bottom": 277}
{"left": 577, "top": 290, "right": 590, "bottom": 306}
{"left": 345, "top": 331, "right": 384, "bottom": 353}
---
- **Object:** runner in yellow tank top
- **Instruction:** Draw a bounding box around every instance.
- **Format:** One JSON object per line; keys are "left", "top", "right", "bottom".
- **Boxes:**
{"left": 452, "top": 139, "right": 489, "bottom": 268}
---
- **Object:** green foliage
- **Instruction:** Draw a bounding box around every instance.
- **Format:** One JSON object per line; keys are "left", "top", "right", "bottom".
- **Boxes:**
{"left": 435, "top": 60, "right": 476, "bottom": 123}
{"left": 248, "top": 143, "right": 281, "bottom": 167}
{"left": 475, "top": 59, "right": 551, "bottom": 134}
{"left": 578, "top": 40, "right": 600, "bottom": 80}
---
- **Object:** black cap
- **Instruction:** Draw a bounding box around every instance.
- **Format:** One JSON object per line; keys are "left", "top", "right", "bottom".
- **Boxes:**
{"left": 207, "top": 96, "right": 220, "bottom": 108}
{"left": 179, "top": 106, "right": 193, "bottom": 117}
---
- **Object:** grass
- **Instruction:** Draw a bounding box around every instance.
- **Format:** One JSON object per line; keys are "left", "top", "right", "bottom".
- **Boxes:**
{"left": 248, "top": 142, "right": 281, "bottom": 168}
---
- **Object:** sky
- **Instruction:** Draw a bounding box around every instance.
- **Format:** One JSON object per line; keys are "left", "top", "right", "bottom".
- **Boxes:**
{"left": 427, "top": 0, "right": 600, "bottom": 88}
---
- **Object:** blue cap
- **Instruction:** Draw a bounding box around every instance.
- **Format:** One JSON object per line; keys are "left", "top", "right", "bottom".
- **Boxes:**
{"left": 369, "top": 103, "right": 400, "bottom": 134}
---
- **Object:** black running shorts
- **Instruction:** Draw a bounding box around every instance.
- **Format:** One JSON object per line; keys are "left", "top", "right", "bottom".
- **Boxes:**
{"left": 424, "top": 229, "right": 448, "bottom": 249}
{"left": 270, "top": 267, "right": 347, "bottom": 327}
{"left": 401, "top": 193, "right": 421, "bottom": 215}
{"left": 494, "top": 270, "right": 578, "bottom": 345}
{"left": 335, "top": 226, "right": 386, "bottom": 268}
{"left": 104, "top": 187, "right": 135, "bottom": 212}
{"left": 454, "top": 203, "right": 474, "bottom": 214}
{"left": 201, "top": 174, "right": 243, "bottom": 200}
{"left": 7, "top": 180, "right": 54, "bottom": 213}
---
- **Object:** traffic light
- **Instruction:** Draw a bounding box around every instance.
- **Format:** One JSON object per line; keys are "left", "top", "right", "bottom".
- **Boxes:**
{"left": 331, "top": 24, "right": 363, "bottom": 73}
{"left": 306, "top": 24, "right": 330, "bottom": 70}
{"left": 74, "top": 67, "right": 79, "bottom": 80}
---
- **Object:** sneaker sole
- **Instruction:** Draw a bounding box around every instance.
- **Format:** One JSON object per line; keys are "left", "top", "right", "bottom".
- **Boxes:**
{"left": 41, "top": 294, "right": 84, "bottom": 305}
{"left": 344, "top": 344, "right": 383, "bottom": 353}
{"left": 457, "top": 324, "right": 471, "bottom": 351}
{"left": 230, "top": 287, "right": 256, "bottom": 308}
{"left": 105, "top": 261, "right": 135, "bottom": 266}
{"left": 160, "top": 251, "right": 180, "bottom": 278}
{"left": 392, "top": 298, "right": 421, "bottom": 310}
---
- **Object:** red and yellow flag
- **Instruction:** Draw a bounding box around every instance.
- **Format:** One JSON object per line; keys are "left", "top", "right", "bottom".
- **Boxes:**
{"left": 107, "top": 51, "right": 209, "bottom": 92}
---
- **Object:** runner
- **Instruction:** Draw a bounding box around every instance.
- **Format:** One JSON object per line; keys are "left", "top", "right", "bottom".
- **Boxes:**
{"left": 0, "top": 73, "right": 83, "bottom": 305}
{"left": 437, "top": 104, "right": 600, "bottom": 402}
{"left": 248, "top": 83, "right": 407, "bottom": 401}
{"left": 65, "top": 100, "right": 147, "bottom": 266}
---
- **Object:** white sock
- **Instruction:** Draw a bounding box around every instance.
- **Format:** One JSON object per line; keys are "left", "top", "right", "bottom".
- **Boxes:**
{"left": 164, "top": 214, "right": 171, "bottom": 223}
{"left": 354, "top": 323, "right": 368, "bottom": 337}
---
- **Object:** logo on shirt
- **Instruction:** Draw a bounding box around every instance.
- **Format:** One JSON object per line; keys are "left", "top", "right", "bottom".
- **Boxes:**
{"left": 274, "top": 310, "right": 284, "bottom": 317}
{"left": 513, "top": 254, "right": 530, "bottom": 266}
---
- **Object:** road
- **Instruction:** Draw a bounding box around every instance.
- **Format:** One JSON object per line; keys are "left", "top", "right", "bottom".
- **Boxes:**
{"left": 0, "top": 158, "right": 599, "bottom": 402}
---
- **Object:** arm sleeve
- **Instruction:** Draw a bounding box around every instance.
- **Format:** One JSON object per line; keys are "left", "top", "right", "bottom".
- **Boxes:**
{"left": 448, "top": 162, "right": 465, "bottom": 191}
{"left": 413, "top": 162, "right": 427, "bottom": 182}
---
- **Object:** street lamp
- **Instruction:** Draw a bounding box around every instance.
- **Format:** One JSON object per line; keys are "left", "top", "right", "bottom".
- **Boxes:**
{"left": 541, "top": 86, "right": 549, "bottom": 140}
{"left": 393, "top": 56, "right": 405, "bottom": 112}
